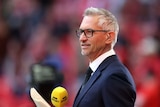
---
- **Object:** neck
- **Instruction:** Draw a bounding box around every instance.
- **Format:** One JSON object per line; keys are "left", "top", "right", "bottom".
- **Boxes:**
{"left": 88, "top": 47, "right": 112, "bottom": 62}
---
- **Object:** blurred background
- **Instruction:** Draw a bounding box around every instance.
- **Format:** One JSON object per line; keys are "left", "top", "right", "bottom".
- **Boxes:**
{"left": 0, "top": 0, "right": 160, "bottom": 107}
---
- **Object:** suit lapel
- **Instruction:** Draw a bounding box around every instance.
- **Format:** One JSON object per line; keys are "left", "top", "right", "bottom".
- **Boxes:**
{"left": 73, "top": 70, "right": 101, "bottom": 107}
{"left": 73, "top": 55, "right": 118, "bottom": 107}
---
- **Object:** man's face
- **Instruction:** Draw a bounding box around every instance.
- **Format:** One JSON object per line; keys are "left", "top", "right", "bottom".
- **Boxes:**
{"left": 79, "top": 16, "right": 108, "bottom": 61}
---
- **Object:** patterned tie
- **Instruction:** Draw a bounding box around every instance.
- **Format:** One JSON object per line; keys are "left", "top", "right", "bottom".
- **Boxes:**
{"left": 79, "top": 67, "right": 93, "bottom": 93}
{"left": 83, "top": 67, "right": 93, "bottom": 86}
{"left": 78, "top": 67, "right": 93, "bottom": 95}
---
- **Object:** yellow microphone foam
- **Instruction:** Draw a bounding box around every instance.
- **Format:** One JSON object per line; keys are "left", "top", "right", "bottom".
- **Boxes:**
{"left": 51, "top": 86, "right": 68, "bottom": 107}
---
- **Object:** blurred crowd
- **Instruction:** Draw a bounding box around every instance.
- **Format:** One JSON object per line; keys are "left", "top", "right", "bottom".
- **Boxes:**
{"left": 0, "top": 0, "right": 160, "bottom": 107}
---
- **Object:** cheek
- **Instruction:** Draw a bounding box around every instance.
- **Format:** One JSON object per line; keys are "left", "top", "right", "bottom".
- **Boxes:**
{"left": 92, "top": 37, "right": 106, "bottom": 49}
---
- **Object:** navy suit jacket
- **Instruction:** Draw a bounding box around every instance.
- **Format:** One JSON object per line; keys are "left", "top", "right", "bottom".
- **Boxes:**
{"left": 73, "top": 55, "right": 136, "bottom": 107}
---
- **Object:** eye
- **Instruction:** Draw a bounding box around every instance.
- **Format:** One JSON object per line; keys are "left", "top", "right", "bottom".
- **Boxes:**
{"left": 76, "top": 29, "right": 83, "bottom": 36}
{"left": 84, "top": 29, "right": 93, "bottom": 34}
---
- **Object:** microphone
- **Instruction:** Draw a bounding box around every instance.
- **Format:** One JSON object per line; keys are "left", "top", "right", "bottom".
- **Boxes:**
{"left": 51, "top": 86, "right": 68, "bottom": 107}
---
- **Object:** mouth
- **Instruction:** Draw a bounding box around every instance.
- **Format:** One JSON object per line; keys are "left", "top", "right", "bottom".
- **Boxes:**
{"left": 81, "top": 43, "right": 90, "bottom": 49}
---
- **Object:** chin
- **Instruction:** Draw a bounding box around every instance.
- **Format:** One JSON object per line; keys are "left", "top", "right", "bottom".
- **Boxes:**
{"left": 81, "top": 51, "right": 89, "bottom": 56}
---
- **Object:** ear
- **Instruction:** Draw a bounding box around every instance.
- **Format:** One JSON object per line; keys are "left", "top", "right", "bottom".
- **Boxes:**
{"left": 105, "top": 32, "right": 115, "bottom": 44}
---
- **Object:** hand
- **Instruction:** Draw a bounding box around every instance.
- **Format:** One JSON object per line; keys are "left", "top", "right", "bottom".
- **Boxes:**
{"left": 30, "top": 88, "right": 51, "bottom": 107}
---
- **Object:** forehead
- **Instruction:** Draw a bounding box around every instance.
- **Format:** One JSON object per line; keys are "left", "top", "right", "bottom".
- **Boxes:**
{"left": 80, "top": 16, "right": 100, "bottom": 29}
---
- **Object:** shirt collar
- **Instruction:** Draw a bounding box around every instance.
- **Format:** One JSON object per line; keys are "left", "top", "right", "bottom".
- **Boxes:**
{"left": 89, "top": 49, "right": 116, "bottom": 73}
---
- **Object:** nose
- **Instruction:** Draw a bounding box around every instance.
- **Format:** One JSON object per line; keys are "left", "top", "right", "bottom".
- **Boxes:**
{"left": 79, "top": 33, "right": 87, "bottom": 41}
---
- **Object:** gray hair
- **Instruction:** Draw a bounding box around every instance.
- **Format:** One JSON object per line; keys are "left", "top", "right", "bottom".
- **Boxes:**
{"left": 83, "top": 7, "right": 119, "bottom": 48}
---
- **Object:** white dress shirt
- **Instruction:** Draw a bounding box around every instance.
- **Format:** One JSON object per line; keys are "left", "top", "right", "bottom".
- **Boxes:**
{"left": 89, "top": 49, "right": 116, "bottom": 75}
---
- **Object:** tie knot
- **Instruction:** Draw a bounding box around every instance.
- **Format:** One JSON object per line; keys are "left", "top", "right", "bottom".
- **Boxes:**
{"left": 86, "top": 67, "right": 93, "bottom": 76}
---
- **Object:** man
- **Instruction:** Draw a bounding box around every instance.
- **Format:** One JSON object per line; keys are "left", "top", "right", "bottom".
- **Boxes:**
{"left": 73, "top": 7, "right": 136, "bottom": 107}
